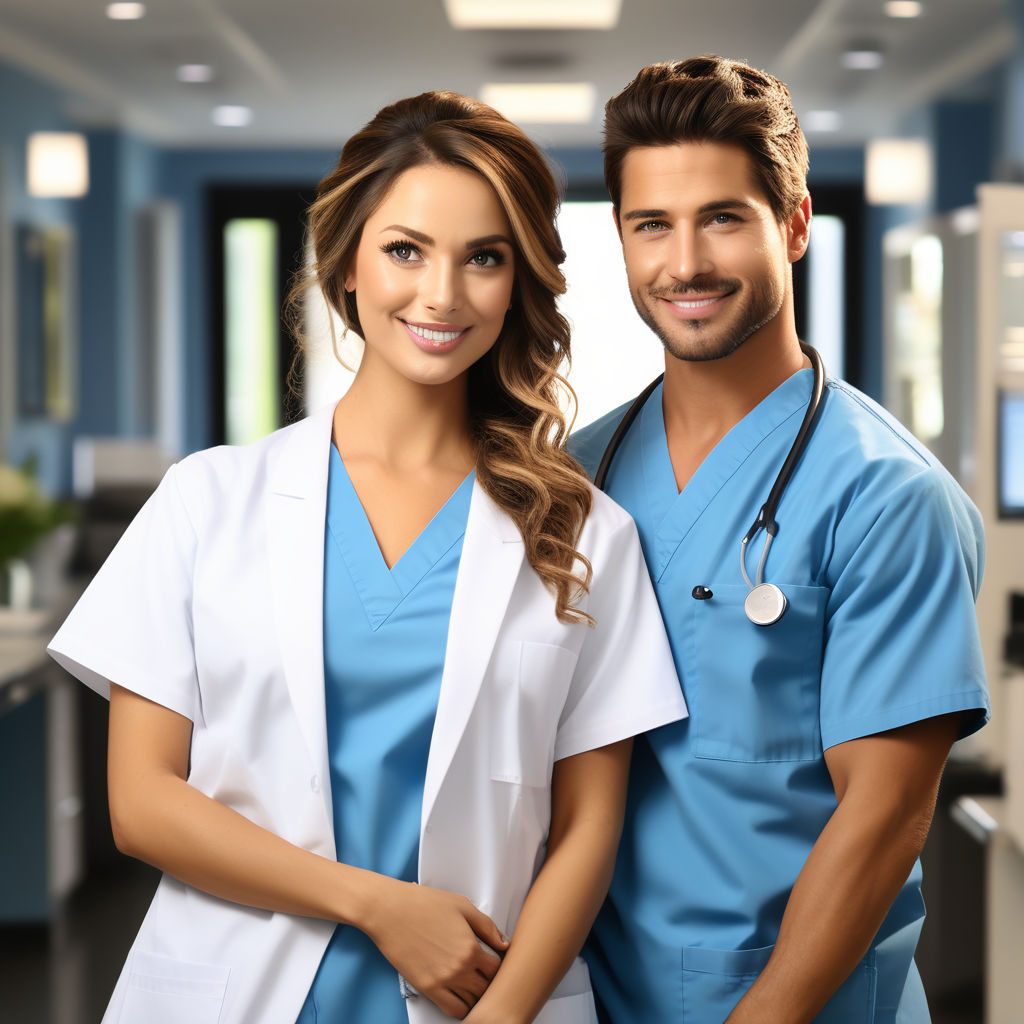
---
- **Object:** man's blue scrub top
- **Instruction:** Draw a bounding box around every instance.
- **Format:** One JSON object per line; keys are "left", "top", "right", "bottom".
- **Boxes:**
{"left": 297, "top": 447, "right": 473, "bottom": 1023}
{"left": 571, "top": 370, "right": 989, "bottom": 1023}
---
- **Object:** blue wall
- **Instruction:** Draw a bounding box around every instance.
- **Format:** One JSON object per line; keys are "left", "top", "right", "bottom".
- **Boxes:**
{"left": 3, "top": 50, "right": 1020, "bottom": 477}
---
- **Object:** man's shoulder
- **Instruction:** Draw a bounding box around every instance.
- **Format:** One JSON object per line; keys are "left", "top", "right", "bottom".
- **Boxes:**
{"left": 569, "top": 399, "right": 636, "bottom": 480}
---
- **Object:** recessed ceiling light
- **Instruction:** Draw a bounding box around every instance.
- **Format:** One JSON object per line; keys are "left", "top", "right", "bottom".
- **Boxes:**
{"left": 803, "top": 110, "right": 841, "bottom": 133}
{"left": 177, "top": 64, "right": 214, "bottom": 84}
{"left": 106, "top": 2, "right": 146, "bottom": 20}
{"left": 843, "top": 48, "right": 884, "bottom": 70}
{"left": 884, "top": 1, "right": 923, "bottom": 17}
{"left": 211, "top": 105, "right": 253, "bottom": 128}
{"left": 446, "top": 0, "right": 621, "bottom": 30}
{"left": 480, "top": 83, "right": 596, "bottom": 124}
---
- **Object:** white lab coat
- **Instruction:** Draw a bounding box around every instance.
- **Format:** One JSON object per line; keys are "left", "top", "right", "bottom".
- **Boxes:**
{"left": 48, "top": 405, "right": 686, "bottom": 1024}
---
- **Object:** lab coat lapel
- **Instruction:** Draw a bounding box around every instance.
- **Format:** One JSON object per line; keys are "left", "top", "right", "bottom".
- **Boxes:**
{"left": 265, "top": 406, "right": 335, "bottom": 823}
{"left": 421, "top": 481, "right": 524, "bottom": 826}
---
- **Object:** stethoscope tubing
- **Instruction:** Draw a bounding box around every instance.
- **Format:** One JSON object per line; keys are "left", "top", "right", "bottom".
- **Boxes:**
{"left": 592, "top": 344, "right": 827, "bottom": 625}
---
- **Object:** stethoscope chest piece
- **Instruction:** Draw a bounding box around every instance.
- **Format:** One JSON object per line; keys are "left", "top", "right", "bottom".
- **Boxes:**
{"left": 744, "top": 583, "right": 788, "bottom": 627}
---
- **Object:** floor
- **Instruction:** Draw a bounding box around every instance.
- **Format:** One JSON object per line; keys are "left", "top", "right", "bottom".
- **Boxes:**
{"left": 0, "top": 859, "right": 157, "bottom": 1024}
{"left": 0, "top": 857, "right": 984, "bottom": 1024}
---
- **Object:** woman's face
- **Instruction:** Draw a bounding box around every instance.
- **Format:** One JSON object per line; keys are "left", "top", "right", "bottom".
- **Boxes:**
{"left": 344, "top": 163, "right": 516, "bottom": 389}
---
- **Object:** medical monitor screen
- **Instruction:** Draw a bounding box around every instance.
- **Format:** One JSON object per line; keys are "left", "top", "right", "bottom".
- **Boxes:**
{"left": 998, "top": 390, "right": 1024, "bottom": 519}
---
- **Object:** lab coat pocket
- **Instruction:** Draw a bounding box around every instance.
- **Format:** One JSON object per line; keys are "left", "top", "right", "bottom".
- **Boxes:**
{"left": 689, "top": 583, "right": 827, "bottom": 762}
{"left": 118, "top": 950, "right": 229, "bottom": 1024}
{"left": 489, "top": 640, "right": 578, "bottom": 787}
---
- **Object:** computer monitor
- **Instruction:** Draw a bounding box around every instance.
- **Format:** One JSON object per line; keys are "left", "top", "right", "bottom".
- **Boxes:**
{"left": 998, "top": 389, "right": 1024, "bottom": 518}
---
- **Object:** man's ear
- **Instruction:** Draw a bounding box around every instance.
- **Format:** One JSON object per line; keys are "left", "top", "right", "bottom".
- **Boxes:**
{"left": 787, "top": 193, "right": 812, "bottom": 264}
{"left": 612, "top": 207, "right": 623, "bottom": 243}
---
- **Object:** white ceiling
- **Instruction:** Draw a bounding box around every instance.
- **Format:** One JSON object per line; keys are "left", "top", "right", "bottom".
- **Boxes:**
{"left": 0, "top": 0, "right": 1016, "bottom": 150}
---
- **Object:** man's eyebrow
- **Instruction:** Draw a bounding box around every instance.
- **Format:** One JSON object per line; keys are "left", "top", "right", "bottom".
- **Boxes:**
{"left": 622, "top": 199, "right": 758, "bottom": 223}
{"left": 697, "top": 199, "right": 758, "bottom": 215}
{"left": 622, "top": 208, "right": 667, "bottom": 223}
{"left": 382, "top": 224, "right": 432, "bottom": 244}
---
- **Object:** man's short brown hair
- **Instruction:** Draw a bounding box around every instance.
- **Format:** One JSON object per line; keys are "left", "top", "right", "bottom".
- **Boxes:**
{"left": 603, "top": 55, "right": 809, "bottom": 222}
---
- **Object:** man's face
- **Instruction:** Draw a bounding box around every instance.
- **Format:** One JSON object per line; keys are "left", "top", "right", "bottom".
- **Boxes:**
{"left": 617, "top": 141, "right": 807, "bottom": 363}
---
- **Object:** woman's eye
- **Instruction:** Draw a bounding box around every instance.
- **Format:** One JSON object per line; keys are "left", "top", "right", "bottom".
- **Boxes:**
{"left": 381, "top": 240, "right": 420, "bottom": 262}
{"left": 468, "top": 249, "right": 504, "bottom": 268}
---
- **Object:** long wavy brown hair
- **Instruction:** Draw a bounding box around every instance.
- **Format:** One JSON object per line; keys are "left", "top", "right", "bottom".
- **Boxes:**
{"left": 289, "top": 91, "right": 593, "bottom": 624}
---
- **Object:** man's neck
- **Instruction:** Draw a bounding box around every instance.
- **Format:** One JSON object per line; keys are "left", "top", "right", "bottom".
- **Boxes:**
{"left": 661, "top": 331, "right": 808, "bottom": 493}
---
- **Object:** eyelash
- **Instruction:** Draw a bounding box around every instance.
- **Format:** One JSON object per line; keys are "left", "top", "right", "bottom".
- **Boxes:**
{"left": 381, "top": 239, "right": 420, "bottom": 261}
{"left": 379, "top": 240, "right": 507, "bottom": 267}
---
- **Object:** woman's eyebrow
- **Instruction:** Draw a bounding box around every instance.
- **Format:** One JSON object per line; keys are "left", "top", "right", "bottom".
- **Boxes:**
{"left": 466, "top": 234, "right": 513, "bottom": 249}
{"left": 382, "top": 224, "right": 432, "bottom": 244}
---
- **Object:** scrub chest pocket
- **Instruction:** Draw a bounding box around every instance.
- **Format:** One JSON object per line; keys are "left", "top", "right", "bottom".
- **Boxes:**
{"left": 681, "top": 944, "right": 878, "bottom": 1022}
{"left": 687, "top": 584, "right": 828, "bottom": 762}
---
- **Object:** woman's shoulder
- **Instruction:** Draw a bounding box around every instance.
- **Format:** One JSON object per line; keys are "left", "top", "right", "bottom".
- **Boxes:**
{"left": 170, "top": 409, "right": 333, "bottom": 520}
{"left": 577, "top": 482, "right": 641, "bottom": 555}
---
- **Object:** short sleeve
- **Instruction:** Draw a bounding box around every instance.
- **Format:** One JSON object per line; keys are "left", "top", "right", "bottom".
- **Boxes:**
{"left": 819, "top": 467, "right": 989, "bottom": 750}
{"left": 553, "top": 507, "right": 688, "bottom": 762}
{"left": 47, "top": 462, "right": 200, "bottom": 721}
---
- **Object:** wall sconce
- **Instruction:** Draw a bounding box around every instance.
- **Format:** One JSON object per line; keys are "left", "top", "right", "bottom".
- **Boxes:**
{"left": 865, "top": 138, "right": 932, "bottom": 205}
{"left": 26, "top": 132, "right": 90, "bottom": 198}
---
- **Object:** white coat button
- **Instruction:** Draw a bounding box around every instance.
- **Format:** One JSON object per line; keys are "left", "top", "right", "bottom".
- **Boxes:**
{"left": 425, "top": 824, "right": 433, "bottom": 834}
{"left": 310, "top": 775, "right": 320, "bottom": 793}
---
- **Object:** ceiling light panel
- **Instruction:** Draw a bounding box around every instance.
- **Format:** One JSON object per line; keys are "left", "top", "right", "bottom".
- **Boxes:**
{"left": 803, "top": 110, "right": 841, "bottom": 133}
{"left": 843, "top": 48, "right": 884, "bottom": 70}
{"left": 446, "top": 0, "right": 621, "bottom": 30}
{"left": 884, "top": 1, "right": 923, "bottom": 17}
{"left": 106, "top": 2, "right": 146, "bottom": 19}
{"left": 211, "top": 105, "right": 253, "bottom": 128}
{"left": 177, "top": 64, "right": 214, "bottom": 84}
{"left": 480, "top": 83, "right": 596, "bottom": 124}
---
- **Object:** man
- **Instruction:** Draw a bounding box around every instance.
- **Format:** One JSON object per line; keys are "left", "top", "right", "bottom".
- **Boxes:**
{"left": 572, "top": 56, "right": 990, "bottom": 1023}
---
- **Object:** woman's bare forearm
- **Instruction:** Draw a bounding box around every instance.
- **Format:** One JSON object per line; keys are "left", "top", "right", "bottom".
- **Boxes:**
{"left": 465, "top": 740, "right": 632, "bottom": 1024}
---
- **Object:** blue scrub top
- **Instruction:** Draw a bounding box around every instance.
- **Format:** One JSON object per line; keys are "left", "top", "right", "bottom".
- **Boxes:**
{"left": 571, "top": 370, "right": 989, "bottom": 1023}
{"left": 297, "top": 446, "right": 474, "bottom": 1024}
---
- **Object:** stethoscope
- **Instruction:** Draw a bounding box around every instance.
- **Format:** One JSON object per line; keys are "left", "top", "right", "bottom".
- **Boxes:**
{"left": 594, "top": 343, "right": 826, "bottom": 627}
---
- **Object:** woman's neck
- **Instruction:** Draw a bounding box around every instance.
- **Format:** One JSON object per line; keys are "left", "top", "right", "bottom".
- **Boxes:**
{"left": 331, "top": 358, "right": 475, "bottom": 475}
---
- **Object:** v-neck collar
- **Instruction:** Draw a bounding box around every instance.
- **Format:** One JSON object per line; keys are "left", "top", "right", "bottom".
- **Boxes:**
{"left": 326, "top": 445, "right": 474, "bottom": 629}
{"left": 640, "top": 369, "right": 814, "bottom": 580}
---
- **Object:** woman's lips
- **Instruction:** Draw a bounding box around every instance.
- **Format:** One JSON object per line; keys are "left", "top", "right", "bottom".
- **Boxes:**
{"left": 400, "top": 319, "right": 469, "bottom": 351}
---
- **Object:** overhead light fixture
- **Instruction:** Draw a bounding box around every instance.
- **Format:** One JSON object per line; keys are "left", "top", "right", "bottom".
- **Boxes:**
{"left": 803, "top": 110, "right": 841, "bottom": 133}
{"left": 884, "top": 1, "right": 923, "bottom": 17}
{"left": 843, "top": 47, "right": 884, "bottom": 70}
{"left": 446, "top": 0, "right": 621, "bottom": 30}
{"left": 177, "top": 64, "right": 214, "bottom": 84}
{"left": 27, "top": 132, "right": 90, "bottom": 197}
{"left": 865, "top": 138, "right": 932, "bottom": 204}
{"left": 106, "top": 2, "right": 146, "bottom": 19}
{"left": 480, "top": 82, "right": 596, "bottom": 124}
{"left": 211, "top": 105, "right": 253, "bottom": 128}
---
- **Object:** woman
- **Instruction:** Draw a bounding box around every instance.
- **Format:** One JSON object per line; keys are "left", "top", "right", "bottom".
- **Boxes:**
{"left": 48, "top": 92, "right": 686, "bottom": 1024}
